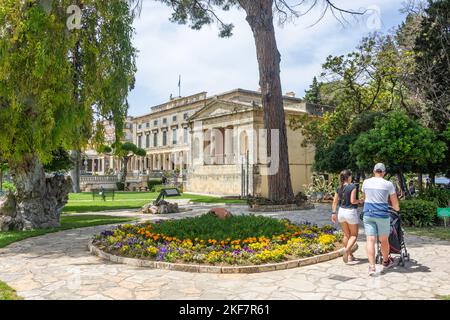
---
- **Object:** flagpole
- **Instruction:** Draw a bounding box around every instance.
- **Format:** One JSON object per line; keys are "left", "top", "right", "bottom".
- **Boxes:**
{"left": 178, "top": 75, "right": 181, "bottom": 97}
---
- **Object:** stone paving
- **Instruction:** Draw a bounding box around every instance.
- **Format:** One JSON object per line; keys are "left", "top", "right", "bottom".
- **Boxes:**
{"left": 0, "top": 203, "right": 449, "bottom": 300}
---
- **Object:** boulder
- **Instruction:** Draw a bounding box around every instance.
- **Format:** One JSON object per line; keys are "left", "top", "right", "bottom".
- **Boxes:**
{"left": 210, "top": 207, "right": 232, "bottom": 220}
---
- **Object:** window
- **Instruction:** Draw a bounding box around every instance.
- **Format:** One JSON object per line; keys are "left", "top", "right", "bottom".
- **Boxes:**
{"left": 138, "top": 135, "right": 142, "bottom": 148}
{"left": 172, "top": 129, "right": 177, "bottom": 145}
{"left": 163, "top": 131, "right": 167, "bottom": 146}
{"left": 183, "top": 113, "right": 189, "bottom": 120}
{"left": 138, "top": 124, "right": 142, "bottom": 129}
{"left": 154, "top": 119, "right": 158, "bottom": 126}
{"left": 183, "top": 127, "right": 188, "bottom": 144}
{"left": 153, "top": 133, "right": 158, "bottom": 147}
{"left": 172, "top": 115, "right": 177, "bottom": 122}
{"left": 163, "top": 118, "right": 167, "bottom": 125}
{"left": 146, "top": 122, "right": 150, "bottom": 128}
{"left": 146, "top": 134, "right": 150, "bottom": 148}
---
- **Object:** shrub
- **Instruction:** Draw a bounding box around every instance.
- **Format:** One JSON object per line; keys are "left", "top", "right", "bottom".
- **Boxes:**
{"left": 153, "top": 185, "right": 183, "bottom": 193}
{"left": 116, "top": 182, "right": 125, "bottom": 191}
{"left": 417, "top": 188, "right": 450, "bottom": 208}
{"left": 247, "top": 192, "right": 308, "bottom": 206}
{"left": 1, "top": 181, "right": 15, "bottom": 193}
{"left": 147, "top": 179, "right": 163, "bottom": 192}
{"left": 400, "top": 199, "right": 437, "bottom": 227}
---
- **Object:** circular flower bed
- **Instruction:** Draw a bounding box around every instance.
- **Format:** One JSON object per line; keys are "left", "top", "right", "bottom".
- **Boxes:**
{"left": 92, "top": 213, "right": 343, "bottom": 266}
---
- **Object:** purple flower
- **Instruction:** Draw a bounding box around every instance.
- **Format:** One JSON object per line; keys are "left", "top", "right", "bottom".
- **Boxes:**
{"left": 114, "top": 242, "right": 122, "bottom": 249}
{"left": 101, "top": 230, "right": 114, "bottom": 237}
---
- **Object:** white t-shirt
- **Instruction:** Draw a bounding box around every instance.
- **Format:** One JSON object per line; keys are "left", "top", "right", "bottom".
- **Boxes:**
{"left": 362, "top": 177, "right": 396, "bottom": 218}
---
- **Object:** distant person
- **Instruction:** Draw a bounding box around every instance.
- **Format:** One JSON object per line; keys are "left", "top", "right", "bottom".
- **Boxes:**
{"left": 362, "top": 163, "right": 400, "bottom": 276}
{"left": 331, "top": 169, "right": 362, "bottom": 265}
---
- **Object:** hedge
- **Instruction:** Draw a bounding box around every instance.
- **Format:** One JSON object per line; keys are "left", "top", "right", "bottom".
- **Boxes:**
{"left": 400, "top": 199, "right": 437, "bottom": 227}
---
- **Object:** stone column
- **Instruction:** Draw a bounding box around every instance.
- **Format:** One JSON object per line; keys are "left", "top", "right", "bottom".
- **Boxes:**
{"left": 225, "top": 127, "right": 234, "bottom": 164}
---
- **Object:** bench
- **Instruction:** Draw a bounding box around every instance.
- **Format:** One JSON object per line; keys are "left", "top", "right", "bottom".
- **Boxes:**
{"left": 92, "top": 189, "right": 115, "bottom": 201}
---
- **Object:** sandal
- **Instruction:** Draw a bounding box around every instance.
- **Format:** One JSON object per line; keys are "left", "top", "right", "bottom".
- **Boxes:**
{"left": 342, "top": 248, "right": 348, "bottom": 263}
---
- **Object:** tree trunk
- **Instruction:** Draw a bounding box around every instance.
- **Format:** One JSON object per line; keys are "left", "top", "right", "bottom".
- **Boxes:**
{"left": 397, "top": 171, "right": 407, "bottom": 198}
{"left": 69, "top": 150, "right": 81, "bottom": 193}
{"left": 121, "top": 156, "right": 129, "bottom": 184}
{"left": 0, "top": 155, "right": 72, "bottom": 231}
{"left": 354, "top": 172, "right": 361, "bottom": 199}
{"left": 430, "top": 172, "right": 436, "bottom": 187}
{"left": 240, "top": 0, "right": 294, "bottom": 201}
{"left": 418, "top": 172, "right": 423, "bottom": 193}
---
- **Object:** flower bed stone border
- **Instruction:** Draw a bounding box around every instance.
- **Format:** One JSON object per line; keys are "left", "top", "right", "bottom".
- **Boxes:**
{"left": 248, "top": 203, "right": 315, "bottom": 212}
{"left": 88, "top": 240, "right": 356, "bottom": 273}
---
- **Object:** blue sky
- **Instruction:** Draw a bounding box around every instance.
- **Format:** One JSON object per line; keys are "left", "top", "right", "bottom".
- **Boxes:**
{"left": 127, "top": 0, "right": 408, "bottom": 117}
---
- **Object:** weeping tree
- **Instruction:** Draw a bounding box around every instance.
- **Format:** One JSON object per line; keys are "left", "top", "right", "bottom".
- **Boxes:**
{"left": 68, "top": 0, "right": 137, "bottom": 192}
{"left": 135, "top": 0, "right": 364, "bottom": 201}
{"left": 110, "top": 142, "right": 146, "bottom": 185}
{"left": 0, "top": 0, "right": 137, "bottom": 230}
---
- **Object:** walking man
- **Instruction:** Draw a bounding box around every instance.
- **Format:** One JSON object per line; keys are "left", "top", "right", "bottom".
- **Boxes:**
{"left": 362, "top": 163, "right": 400, "bottom": 276}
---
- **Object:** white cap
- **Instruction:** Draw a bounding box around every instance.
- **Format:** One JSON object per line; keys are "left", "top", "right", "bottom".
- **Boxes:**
{"left": 374, "top": 163, "right": 386, "bottom": 172}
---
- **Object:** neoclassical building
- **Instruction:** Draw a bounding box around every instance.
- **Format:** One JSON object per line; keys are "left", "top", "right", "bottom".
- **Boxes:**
{"left": 83, "top": 89, "right": 332, "bottom": 197}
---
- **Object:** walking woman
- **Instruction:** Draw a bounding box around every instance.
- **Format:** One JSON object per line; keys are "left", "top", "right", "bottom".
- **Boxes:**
{"left": 331, "top": 170, "right": 361, "bottom": 264}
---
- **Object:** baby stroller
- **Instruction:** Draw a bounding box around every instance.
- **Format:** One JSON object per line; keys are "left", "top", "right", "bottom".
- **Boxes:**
{"left": 375, "top": 208, "right": 410, "bottom": 267}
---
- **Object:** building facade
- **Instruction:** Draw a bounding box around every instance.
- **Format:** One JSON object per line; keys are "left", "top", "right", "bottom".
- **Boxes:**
{"left": 83, "top": 89, "right": 332, "bottom": 197}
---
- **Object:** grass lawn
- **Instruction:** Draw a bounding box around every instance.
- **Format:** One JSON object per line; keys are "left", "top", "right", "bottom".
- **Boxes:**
{"left": 405, "top": 226, "right": 450, "bottom": 241}
{"left": 63, "top": 191, "right": 246, "bottom": 213}
{"left": 0, "top": 280, "right": 21, "bottom": 300}
{"left": 437, "top": 295, "right": 450, "bottom": 300}
{"left": 0, "top": 215, "right": 136, "bottom": 249}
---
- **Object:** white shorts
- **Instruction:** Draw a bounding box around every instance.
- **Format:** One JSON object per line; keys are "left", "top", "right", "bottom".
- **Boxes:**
{"left": 338, "top": 207, "right": 359, "bottom": 225}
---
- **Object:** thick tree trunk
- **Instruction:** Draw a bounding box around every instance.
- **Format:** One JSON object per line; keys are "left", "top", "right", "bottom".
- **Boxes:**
{"left": 241, "top": 0, "right": 294, "bottom": 201}
{"left": 0, "top": 155, "right": 72, "bottom": 231}
{"left": 69, "top": 150, "right": 81, "bottom": 193}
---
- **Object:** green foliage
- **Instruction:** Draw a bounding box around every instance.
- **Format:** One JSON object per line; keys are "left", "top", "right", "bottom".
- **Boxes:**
{"left": 150, "top": 214, "right": 290, "bottom": 242}
{"left": 116, "top": 182, "right": 125, "bottom": 191}
{"left": 157, "top": 0, "right": 238, "bottom": 38}
{"left": 400, "top": 199, "right": 437, "bottom": 227}
{"left": 351, "top": 111, "right": 447, "bottom": 173}
{"left": 303, "top": 174, "right": 337, "bottom": 200}
{"left": 147, "top": 179, "right": 163, "bottom": 192}
{"left": 43, "top": 148, "right": 73, "bottom": 173}
{"left": 417, "top": 188, "right": 450, "bottom": 208}
{"left": 413, "top": 0, "right": 450, "bottom": 132}
{"left": 314, "top": 135, "right": 358, "bottom": 173}
{"left": 303, "top": 76, "right": 322, "bottom": 104}
{"left": 0, "top": 280, "right": 21, "bottom": 300}
{"left": 152, "top": 185, "right": 183, "bottom": 193}
{"left": 247, "top": 192, "right": 308, "bottom": 206}
{"left": 0, "top": 0, "right": 137, "bottom": 171}
{"left": 1, "top": 181, "right": 15, "bottom": 193}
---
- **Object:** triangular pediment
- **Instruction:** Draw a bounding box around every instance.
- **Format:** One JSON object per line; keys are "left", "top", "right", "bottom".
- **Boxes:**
{"left": 189, "top": 99, "right": 257, "bottom": 121}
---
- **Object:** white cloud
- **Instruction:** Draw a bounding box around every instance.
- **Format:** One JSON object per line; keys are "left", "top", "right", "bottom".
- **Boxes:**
{"left": 128, "top": 0, "right": 406, "bottom": 116}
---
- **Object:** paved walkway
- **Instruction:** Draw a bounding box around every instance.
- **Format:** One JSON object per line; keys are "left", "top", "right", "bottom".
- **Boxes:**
{"left": 0, "top": 204, "right": 449, "bottom": 300}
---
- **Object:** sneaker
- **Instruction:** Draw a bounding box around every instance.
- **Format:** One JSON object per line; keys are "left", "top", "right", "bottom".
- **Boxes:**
{"left": 368, "top": 265, "right": 376, "bottom": 276}
{"left": 382, "top": 256, "right": 395, "bottom": 269}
